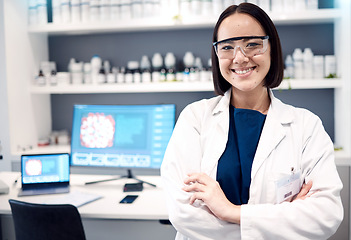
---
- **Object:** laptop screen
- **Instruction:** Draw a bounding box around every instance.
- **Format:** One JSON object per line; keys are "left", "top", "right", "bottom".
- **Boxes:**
{"left": 21, "top": 153, "right": 70, "bottom": 186}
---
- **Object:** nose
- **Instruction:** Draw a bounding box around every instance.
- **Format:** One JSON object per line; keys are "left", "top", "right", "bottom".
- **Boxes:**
{"left": 233, "top": 46, "right": 249, "bottom": 63}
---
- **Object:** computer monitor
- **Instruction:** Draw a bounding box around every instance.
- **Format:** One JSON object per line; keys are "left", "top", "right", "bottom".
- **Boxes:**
{"left": 70, "top": 104, "right": 175, "bottom": 175}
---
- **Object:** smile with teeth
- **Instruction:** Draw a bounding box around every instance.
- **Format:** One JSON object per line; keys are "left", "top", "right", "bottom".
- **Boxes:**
{"left": 233, "top": 67, "right": 255, "bottom": 75}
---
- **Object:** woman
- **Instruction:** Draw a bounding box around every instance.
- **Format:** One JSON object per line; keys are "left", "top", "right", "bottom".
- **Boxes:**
{"left": 161, "top": 3, "right": 343, "bottom": 240}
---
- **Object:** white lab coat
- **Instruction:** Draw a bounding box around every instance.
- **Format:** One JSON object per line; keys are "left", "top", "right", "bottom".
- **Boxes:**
{"left": 161, "top": 89, "right": 343, "bottom": 240}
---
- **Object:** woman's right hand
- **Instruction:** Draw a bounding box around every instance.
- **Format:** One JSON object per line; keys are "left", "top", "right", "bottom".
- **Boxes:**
{"left": 292, "top": 181, "right": 314, "bottom": 201}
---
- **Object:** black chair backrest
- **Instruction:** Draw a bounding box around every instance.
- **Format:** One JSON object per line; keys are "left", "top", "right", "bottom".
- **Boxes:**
{"left": 9, "top": 199, "right": 86, "bottom": 240}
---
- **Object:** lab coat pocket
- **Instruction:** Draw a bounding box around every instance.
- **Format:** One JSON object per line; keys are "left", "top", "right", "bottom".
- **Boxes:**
{"left": 268, "top": 172, "right": 302, "bottom": 204}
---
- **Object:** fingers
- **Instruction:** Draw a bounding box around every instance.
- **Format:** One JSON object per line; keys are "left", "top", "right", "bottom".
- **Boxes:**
{"left": 297, "top": 180, "right": 313, "bottom": 198}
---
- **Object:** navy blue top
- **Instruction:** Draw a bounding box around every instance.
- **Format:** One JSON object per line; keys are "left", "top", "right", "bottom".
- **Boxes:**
{"left": 216, "top": 105, "right": 266, "bottom": 205}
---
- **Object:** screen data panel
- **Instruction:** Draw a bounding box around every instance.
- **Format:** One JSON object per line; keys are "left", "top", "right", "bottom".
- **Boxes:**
{"left": 70, "top": 104, "right": 175, "bottom": 169}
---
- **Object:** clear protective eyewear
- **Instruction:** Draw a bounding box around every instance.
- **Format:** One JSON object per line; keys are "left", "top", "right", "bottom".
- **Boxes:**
{"left": 213, "top": 36, "right": 269, "bottom": 59}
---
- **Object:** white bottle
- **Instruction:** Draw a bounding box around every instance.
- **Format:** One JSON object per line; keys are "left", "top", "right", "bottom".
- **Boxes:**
{"left": 140, "top": 55, "right": 152, "bottom": 83}
{"left": 90, "top": 0, "right": 100, "bottom": 21}
{"left": 192, "top": 0, "right": 202, "bottom": 16}
{"left": 292, "top": 48, "right": 304, "bottom": 79}
{"left": 83, "top": 63, "right": 92, "bottom": 83}
{"left": 294, "top": 0, "right": 306, "bottom": 11}
{"left": 61, "top": 0, "right": 71, "bottom": 23}
{"left": 100, "top": 0, "right": 111, "bottom": 21}
{"left": 71, "top": 0, "right": 81, "bottom": 23}
{"left": 313, "top": 56, "right": 324, "bottom": 79}
{"left": 201, "top": 0, "right": 212, "bottom": 17}
{"left": 271, "top": 0, "right": 283, "bottom": 12}
{"left": 81, "top": 0, "right": 90, "bottom": 22}
{"left": 52, "top": 0, "right": 62, "bottom": 24}
{"left": 180, "top": 0, "right": 191, "bottom": 18}
{"left": 152, "top": 53, "right": 163, "bottom": 83}
{"left": 117, "top": 67, "right": 125, "bottom": 83}
{"left": 303, "top": 48, "right": 314, "bottom": 79}
{"left": 107, "top": 67, "right": 117, "bottom": 83}
{"left": 37, "top": 0, "right": 48, "bottom": 24}
{"left": 28, "top": 0, "right": 38, "bottom": 25}
{"left": 131, "top": 0, "right": 143, "bottom": 19}
{"left": 282, "top": 0, "right": 294, "bottom": 12}
{"left": 71, "top": 62, "right": 84, "bottom": 84}
{"left": 324, "top": 55, "right": 337, "bottom": 78}
{"left": 212, "top": 0, "right": 223, "bottom": 17}
{"left": 90, "top": 55, "right": 102, "bottom": 84}
{"left": 284, "top": 54, "right": 294, "bottom": 79}
{"left": 258, "top": 0, "right": 270, "bottom": 12}
{"left": 111, "top": 0, "right": 120, "bottom": 20}
{"left": 183, "top": 52, "right": 195, "bottom": 68}
{"left": 306, "top": 0, "right": 318, "bottom": 10}
{"left": 120, "top": 0, "right": 132, "bottom": 20}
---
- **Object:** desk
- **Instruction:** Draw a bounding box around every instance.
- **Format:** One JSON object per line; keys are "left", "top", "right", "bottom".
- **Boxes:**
{"left": 0, "top": 172, "right": 176, "bottom": 240}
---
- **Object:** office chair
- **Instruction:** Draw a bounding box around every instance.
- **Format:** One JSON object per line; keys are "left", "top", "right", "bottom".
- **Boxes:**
{"left": 8, "top": 199, "right": 86, "bottom": 240}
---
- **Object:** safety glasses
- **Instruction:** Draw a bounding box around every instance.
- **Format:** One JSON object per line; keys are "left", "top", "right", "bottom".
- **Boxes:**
{"left": 213, "top": 36, "right": 269, "bottom": 59}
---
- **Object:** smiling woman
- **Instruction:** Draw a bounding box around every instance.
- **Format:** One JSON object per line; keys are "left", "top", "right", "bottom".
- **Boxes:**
{"left": 161, "top": 3, "right": 343, "bottom": 240}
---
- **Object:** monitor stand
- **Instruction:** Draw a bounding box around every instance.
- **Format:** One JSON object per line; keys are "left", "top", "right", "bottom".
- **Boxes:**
{"left": 84, "top": 169, "right": 157, "bottom": 188}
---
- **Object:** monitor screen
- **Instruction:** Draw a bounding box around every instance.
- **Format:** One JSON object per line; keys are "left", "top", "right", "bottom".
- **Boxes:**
{"left": 70, "top": 104, "right": 175, "bottom": 169}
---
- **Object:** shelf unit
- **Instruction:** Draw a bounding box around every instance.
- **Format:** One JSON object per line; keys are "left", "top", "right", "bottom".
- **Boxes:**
{"left": 2, "top": 1, "right": 350, "bottom": 162}
{"left": 29, "top": 79, "right": 343, "bottom": 94}
{"left": 27, "top": 8, "right": 341, "bottom": 35}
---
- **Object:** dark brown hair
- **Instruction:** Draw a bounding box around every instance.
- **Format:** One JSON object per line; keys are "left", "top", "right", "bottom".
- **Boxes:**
{"left": 211, "top": 3, "right": 284, "bottom": 95}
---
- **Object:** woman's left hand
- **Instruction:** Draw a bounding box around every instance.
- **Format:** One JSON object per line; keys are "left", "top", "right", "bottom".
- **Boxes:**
{"left": 183, "top": 172, "right": 241, "bottom": 224}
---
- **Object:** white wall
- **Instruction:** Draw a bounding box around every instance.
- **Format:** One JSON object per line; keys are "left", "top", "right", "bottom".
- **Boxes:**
{"left": 0, "top": 0, "right": 11, "bottom": 170}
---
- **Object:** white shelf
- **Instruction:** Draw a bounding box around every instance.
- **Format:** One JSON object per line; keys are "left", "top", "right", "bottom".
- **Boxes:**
{"left": 29, "top": 79, "right": 342, "bottom": 94}
{"left": 27, "top": 9, "right": 341, "bottom": 36}
{"left": 14, "top": 144, "right": 71, "bottom": 156}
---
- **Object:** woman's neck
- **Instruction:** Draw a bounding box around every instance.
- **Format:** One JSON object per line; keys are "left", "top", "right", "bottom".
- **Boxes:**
{"left": 231, "top": 87, "right": 270, "bottom": 114}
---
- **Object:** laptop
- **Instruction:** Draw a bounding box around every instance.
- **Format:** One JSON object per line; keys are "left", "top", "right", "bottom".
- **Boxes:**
{"left": 18, "top": 153, "right": 70, "bottom": 197}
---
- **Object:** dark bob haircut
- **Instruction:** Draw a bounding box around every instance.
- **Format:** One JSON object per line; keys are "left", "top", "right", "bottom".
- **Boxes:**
{"left": 211, "top": 3, "right": 284, "bottom": 95}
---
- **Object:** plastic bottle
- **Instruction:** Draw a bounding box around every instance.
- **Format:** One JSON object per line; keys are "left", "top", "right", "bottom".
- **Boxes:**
{"left": 324, "top": 55, "right": 337, "bottom": 78}
{"left": 306, "top": 0, "right": 318, "bottom": 10}
{"left": 111, "top": 0, "right": 120, "bottom": 20}
{"left": 183, "top": 52, "right": 195, "bottom": 69}
{"left": 152, "top": 53, "right": 163, "bottom": 83}
{"left": 271, "top": 0, "right": 283, "bottom": 12}
{"left": 90, "top": 0, "right": 100, "bottom": 21}
{"left": 97, "top": 66, "right": 106, "bottom": 83}
{"left": 71, "top": 0, "right": 81, "bottom": 23}
{"left": 90, "top": 55, "right": 102, "bottom": 84}
{"left": 120, "top": 0, "right": 132, "bottom": 20}
{"left": 258, "top": 0, "right": 270, "bottom": 12}
{"left": 37, "top": 0, "right": 48, "bottom": 24}
{"left": 100, "top": 0, "right": 111, "bottom": 21}
{"left": 81, "top": 0, "right": 90, "bottom": 22}
{"left": 313, "top": 56, "right": 324, "bottom": 79}
{"left": 117, "top": 67, "right": 125, "bottom": 83}
{"left": 303, "top": 48, "right": 314, "bottom": 79}
{"left": 107, "top": 67, "right": 116, "bottom": 83}
{"left": 140, "top": 55, "right": 152, "bottom": 83}
{"left": 61, "top": 0, "right": 71, "bottom": 23}
{"left": 131, "top": 0, "right": 143, "bottom": 19}
{"left": 71, "top": 62, "right": 84, "bottom": 84}
{"left": 52, "top": 0, "right": 62, "bottom": 24}
{"left": 35, "top": 70, "right": 46, "bottom": 86}
{"left": 212, "top": 0, "right": 222, "bottom": 17}
{"left": 28, "top": 0, "right": 38, "bottom": 25}
{"left": 294, "top": 0, "right": 306, "bottom": 11}
{"left": 292, "top": 48, "right": 304, "bottom": 79}
{"left": 192, "top": 0, "right": 202, "bottom": 16}
{"left": 180, "top": 0, "right": 191, "bottom": 18}
{"left": 284, "top": 54, "right": 294, "bottom": 79}
{"left": 83, "top": 63, "right": 92, "bottom": 83}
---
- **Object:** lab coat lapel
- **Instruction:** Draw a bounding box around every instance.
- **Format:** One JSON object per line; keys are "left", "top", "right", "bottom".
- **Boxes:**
{"left": 251, "top": 91, "right": 292, "bottom": 179}
{"left": 201, "top": 91, "right": 230, "bottom": 177}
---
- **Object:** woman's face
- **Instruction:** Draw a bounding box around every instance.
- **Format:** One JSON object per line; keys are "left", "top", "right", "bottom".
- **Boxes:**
{"left": 216, "top": 13, "right": 271, "bottom": 93}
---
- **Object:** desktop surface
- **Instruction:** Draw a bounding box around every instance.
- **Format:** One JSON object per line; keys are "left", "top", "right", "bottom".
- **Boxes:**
{"left": 0, "top": 171, "right": 169, "bottom": 220}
